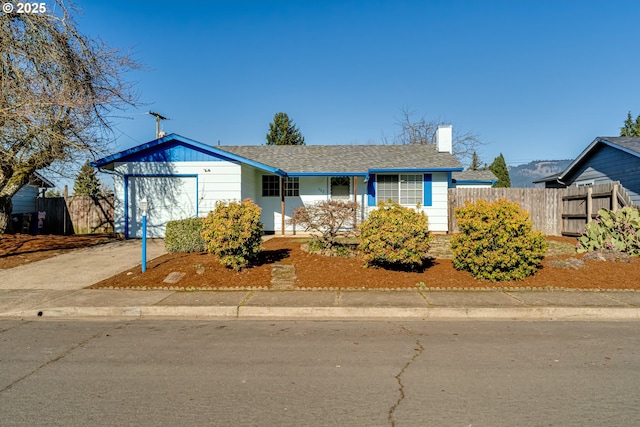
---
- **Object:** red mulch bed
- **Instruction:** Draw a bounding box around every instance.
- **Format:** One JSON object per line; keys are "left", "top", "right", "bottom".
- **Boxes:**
{"left": 3, "top": 233, "right": 638, "bottom": 290}
{"left": 0, "top": 233, "right": 118, "bottom": 269}
{"left": 88, "top": 236, "right": 640, "bottom": 291}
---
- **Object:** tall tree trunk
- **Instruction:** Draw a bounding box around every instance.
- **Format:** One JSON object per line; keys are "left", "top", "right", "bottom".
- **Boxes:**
{"left": 0, "top": 195, "right": 13, "bottom": 234}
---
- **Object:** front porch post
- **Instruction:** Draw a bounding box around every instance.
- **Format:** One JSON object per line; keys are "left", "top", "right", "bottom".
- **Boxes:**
{"left": 281, "top": 176, "right": 286, "bottom": 235}
{"left": 352, "top": 176, "right": 358, "bottom": 228}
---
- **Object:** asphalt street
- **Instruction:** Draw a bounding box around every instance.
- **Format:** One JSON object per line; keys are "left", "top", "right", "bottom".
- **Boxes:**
{"left": 1, "top": 319, "right": 639, "bottom": 426}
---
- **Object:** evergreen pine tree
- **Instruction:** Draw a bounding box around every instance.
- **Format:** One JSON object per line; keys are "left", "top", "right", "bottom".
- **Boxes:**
{"left": 620, "top": 111, "right": 640, "bottom": 137}
{"left": 469, "top": 151, "right": 481, "bottom": 170}
{"left": 73, "top": 161, "right": 102, "bottom": 196}
{"left": 489, "top": 153, "right": 511, "bottom": 188}
{"left": 266, "top": 112, "right": 305, "bottom": 145}
{"left": 45, "top": 189, "right": 61, "bottom": 198}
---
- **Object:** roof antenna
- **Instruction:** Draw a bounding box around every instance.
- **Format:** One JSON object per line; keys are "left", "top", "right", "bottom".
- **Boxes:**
{"left": 146, "top": 111, "right": 170, "bottom": 138}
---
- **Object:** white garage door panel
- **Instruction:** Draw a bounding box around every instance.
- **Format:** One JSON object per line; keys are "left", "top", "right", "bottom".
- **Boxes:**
{"left": 128, "top": 176, "right": 197, "bottom": 238}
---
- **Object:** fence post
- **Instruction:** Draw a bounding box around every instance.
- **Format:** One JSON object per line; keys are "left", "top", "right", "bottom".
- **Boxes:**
{"left": 612, "top": 184, "right": 619, "bottom": 212}
{"left": 586, "top": 186, "right": 593, "bottom": 223}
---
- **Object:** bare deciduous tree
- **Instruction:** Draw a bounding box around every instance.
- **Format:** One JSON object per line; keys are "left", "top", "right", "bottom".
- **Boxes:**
{"left": 290, "top": 200, "right": 358, "bottom": 251}
{"left": 0, "top": 1, "right": 139, "bottom": 233}
{"left": 389, "top": 107, "right": 485, "bottom": 166}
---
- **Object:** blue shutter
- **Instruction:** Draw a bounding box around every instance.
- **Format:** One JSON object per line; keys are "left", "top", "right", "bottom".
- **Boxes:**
{"left": 367, "top": 174, "right": 376, "bottom": 206}
{"left": 423, "top": 174, "right": 432, "bottom": 207}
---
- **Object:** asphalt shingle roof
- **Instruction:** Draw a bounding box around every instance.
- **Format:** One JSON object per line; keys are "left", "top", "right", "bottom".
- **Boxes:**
{"left": 452, "top": 170, "right": 498, "bottom": 181}
{"left": 218, "top": 144, "right": 461, "bottom": 173}
{"left": 600, "top": 137, "right": 640, "bottom": 154}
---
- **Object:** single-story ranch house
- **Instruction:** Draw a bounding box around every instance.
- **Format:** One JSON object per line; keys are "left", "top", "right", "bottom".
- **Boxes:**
{"left": 535, "top": 136, "right": 640, "bottom": 204}
{"left": 91, "top": 125, "right": 489, "bottom": 238}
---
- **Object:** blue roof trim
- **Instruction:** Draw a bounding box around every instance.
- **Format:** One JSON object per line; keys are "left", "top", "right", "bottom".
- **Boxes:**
{"left": 91, "top": 134, "right": 285, "bottom": 176}
{"left": 455, "top": 180, "right": 498, "bottom": 185}
{"left": 368, "top": 167, "right": 463, "bottom": 173}
{"left": 286, "top": 172, "right": 368, "bottom": 177}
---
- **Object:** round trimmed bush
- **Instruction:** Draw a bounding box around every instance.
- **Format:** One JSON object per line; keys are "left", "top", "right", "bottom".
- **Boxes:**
{"left": 451, "top": 199, "right": 547, "bottom": 281}
{"left": 358, "top": 201, "right": 433, "bottom": 270}
{"left": 201, "top": 199, "right": 263, "bottom": 271}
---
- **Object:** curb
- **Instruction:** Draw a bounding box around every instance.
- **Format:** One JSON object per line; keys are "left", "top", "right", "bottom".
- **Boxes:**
{"left": 3, "top": 306, "right": 640, "bottom": 321}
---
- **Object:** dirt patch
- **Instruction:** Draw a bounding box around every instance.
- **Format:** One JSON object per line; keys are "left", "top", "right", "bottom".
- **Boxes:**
{"left": 88, "top": 235, "right": 640, "bottom": 291}
{"left": 0, "top": 233, "right": 119, "bottom": 269}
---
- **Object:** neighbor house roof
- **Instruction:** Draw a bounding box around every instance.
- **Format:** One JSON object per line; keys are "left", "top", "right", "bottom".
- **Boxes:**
{"left": 452, "top": 170, "right": 498, "bottom": 184}
{"left": 534, "top": 136, "right": 640, "bottom": 184}
{"left": 29, "top": 172, "right": 55, "bottom": 188}
{"left": 91, "top": 134, "right": 463, "bottom": 175}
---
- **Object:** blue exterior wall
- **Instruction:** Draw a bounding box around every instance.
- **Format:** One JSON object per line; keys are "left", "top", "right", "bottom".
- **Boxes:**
{"left": 564, "top": 144, "right": 640, "bottom": 204}
{"left": 12, "top": 185, "right": 39, "bottom": 214}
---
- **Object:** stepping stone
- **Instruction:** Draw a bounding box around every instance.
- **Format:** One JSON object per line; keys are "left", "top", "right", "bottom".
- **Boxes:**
{"left": 271, "top": 264, "right": 297, "bottom": 290}
{"left": 163, "top": 272, "right": 186, "bottom": 284}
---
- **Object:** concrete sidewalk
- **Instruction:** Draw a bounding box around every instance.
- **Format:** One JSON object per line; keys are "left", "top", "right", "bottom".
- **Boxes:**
{"left": 2, "top": 238, "right": 640, "bottom": 321}
{"left": 2, "top": 288, "right": 640, "bottom": 321}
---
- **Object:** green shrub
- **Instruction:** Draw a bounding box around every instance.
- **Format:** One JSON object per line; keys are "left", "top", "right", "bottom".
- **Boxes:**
{"left": 358, "top": 201, "right": 433, "bottom": 270}
{"left": 577, "top": 207, "right": 640, "bottom": 255}
{"left": 201, "top": 199, "right": 263, "bottom": 271}
{"left": 165, "top": 217, "right": 205, "bottom": 253}
{"left": 451, "top": 199, "right": 547, "bottom": 281}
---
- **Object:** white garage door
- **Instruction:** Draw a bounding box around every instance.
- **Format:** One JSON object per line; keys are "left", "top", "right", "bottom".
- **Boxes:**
{"left": 127, "top": 176, "right": 197, "bottom": 238}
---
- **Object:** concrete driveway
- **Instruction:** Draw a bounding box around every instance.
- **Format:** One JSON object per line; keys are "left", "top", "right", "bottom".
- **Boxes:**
{"left": 0, "top": 239, "right": 167, "bottom": 290}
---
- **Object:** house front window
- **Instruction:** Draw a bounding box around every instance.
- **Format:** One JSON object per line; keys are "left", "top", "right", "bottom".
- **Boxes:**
{"left": 262, "top": 175, "right": 280, "bottom": 197}
{"left": 399, "top": 174, "right": 422, "bottom": 205}
{"left": 331, "top": 177, "right": 350, "bottom": 200}
{"left": 377, "top": 174, "right": 423, "bottom": 206}
{"left": 377, "top": 175, "right": 399, "bottom": 203}
{"left": 284, "top": 177, "right": 299, "bottom": 197}
{"left": 262, "top": 176, "right": 300, "bottom": 197}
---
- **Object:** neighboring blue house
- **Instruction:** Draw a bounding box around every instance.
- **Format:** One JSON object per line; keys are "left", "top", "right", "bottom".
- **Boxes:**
{"left": 91, "top": 126, "right": 464, "bottom": 238}
{"left": 535, "top": 136, "right": 640, "bottom": 204}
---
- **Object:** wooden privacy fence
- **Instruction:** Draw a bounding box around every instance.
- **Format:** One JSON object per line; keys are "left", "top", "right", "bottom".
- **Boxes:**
{"left": 561, "top": 182, "right": 632, "bottom": 236}
{"left": 448, "top": 182, "right": 634, "bottom": 236}
{"left": 35, "top": 195, "right": 114, "bottom": 235}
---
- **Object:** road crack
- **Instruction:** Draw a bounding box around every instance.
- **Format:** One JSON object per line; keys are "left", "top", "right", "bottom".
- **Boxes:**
{"left": 388, "top": 325, "right": 424, "bottom": 427}
{"left": 0, "top": 324, "right": 114, "bottom": 394}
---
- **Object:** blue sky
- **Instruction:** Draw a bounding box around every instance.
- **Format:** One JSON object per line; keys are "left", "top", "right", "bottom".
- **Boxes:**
{"left": 74, "top": 0, "right": 640, "bottom": 167}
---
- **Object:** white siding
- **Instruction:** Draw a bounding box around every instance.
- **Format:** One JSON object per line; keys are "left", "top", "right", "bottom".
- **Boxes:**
{"left": 127, "top": 176, "right": 197, "bottom": 238}
{"left": 257, "top": 176, "right": 369, "bottom": 232}
{"left": 454, "top": 183, "right": 493, "bottom": 189}
{"left": 111, "top": 160, "right": 454, "bottom": 236}
{"left": 257, "top": 176, "right": 326, "bottom": 232}
{"left": 113, "top": 160, "right": 242, "bottom": 237}
{"left": 240, "top": 165, "right": 259, "bottom": 203}
{"left": 423, "top": 173, "right": 449, "bottom": 232}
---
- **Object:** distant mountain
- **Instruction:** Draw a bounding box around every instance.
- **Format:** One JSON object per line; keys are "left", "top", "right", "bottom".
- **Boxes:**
{"left": 508, "top": 159, "right": 573, "bottom": 188}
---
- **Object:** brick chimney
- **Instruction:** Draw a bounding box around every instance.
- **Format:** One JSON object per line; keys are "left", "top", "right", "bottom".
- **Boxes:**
{"left": 436, "top": 125, "right": 452, "bottom": 154}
